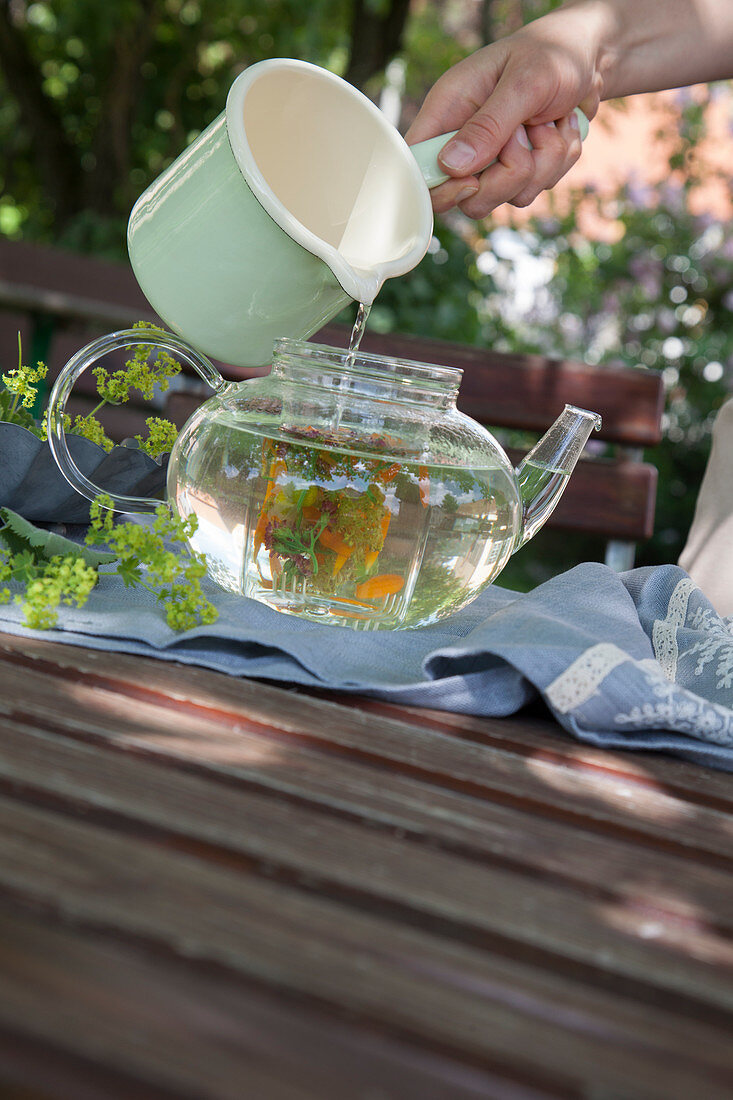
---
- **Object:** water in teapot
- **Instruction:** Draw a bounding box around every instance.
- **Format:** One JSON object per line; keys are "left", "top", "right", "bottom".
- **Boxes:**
{"left": 172, "top": 421, "right": 518, "bottom": 630}
{"left": 168, "top": 335, "right": 521, "bottom": 630}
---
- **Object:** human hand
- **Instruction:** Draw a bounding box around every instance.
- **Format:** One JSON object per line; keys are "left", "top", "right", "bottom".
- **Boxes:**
{"left": 405, "top": 7, "right": 605, "bottom": 218}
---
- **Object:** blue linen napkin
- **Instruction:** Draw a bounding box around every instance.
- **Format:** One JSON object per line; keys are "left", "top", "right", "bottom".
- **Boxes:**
{"left": 0, "top": 556, "right": 731, "bottom": 771}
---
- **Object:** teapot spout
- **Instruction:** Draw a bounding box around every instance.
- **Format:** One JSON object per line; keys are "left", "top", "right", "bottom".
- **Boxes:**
{"left": 513, "top": 404, "right": 602, "bottom": 551}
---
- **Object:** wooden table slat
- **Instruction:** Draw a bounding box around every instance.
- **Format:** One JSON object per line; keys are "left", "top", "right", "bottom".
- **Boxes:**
{"left": 351, "top": 696, "right": 733, "bottom": 808}
{"left": 0, "top": 796, "right": 732, "bottom": 1100}
{"left": 0, "top": 715, "right": 731, "bottom": 940}
{"left": 0, "top": 777, "right": 731, "bottom": 1028}
{"left": 0, "top": 900, "right": 617, "bottom": 1100}
{"left": 0, "top": 642, "right": 731, "bottom": 870}
{"left": 3, "top": 632, "right": 726, "bottom": 805}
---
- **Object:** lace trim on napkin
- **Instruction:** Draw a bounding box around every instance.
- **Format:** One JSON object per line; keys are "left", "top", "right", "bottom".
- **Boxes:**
{"left": 546, "top": 643, "right": 628, "bottom": 713}
{"left": 652, "top": 576, "right": 697, "bottom": 681}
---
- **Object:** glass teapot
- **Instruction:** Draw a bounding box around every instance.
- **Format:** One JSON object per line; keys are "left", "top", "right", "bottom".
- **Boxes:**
{"left": 47, "top": 330, "right": 601, "bottom": 631}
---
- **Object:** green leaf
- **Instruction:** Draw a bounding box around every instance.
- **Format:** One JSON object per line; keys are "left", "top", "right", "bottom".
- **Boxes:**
{"left": 0, "top": 508, "right": 117, "bottom": 567}
{"left": 115, "top": 559, "right": 144, "bottom": 587}
{"left": 0, "top": 391, "right": 39, "bottom": 434}
{"left": 9, "top": 550, "right": 39, "bottom": 585}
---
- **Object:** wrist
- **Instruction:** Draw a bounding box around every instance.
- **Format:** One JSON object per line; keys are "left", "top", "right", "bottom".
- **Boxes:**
{"left": 513, "top": 0, "right": 622, "bottom": 105}
{"left": 559, "top": 1, "right": 624, "bottom": 98}
{"left": 565, "top": 0, "right": 654, "bottom": 100}
{"left": 559, "top": 0, "right": 733, "bottom": 100}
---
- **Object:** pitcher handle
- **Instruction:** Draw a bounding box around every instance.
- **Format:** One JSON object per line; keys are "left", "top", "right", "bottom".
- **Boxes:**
{"left": 411, "top": 108, "right": 590, "bottom": 189}
{"left": 46, "top": 327, "right": 228, "bottom": 514}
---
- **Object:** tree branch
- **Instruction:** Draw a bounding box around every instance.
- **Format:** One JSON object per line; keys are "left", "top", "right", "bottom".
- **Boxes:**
{"left": 87, "top": 0, "right": 161, "bottom": 214}
{"left": 344, "top": 0, "right": 412, "bottom": 91}
{"left": 481, "top": 0, "right": 496, "bottom": 46}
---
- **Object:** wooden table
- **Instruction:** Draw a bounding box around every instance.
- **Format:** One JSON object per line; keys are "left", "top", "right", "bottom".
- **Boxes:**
{"left": 0, "top": 631, "right": 730, "bottom": 1100}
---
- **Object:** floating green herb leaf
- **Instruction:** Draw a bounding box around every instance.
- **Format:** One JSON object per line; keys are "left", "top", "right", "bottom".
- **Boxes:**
{"left": 271, "top": 513, "right": 328, "bottom": 577}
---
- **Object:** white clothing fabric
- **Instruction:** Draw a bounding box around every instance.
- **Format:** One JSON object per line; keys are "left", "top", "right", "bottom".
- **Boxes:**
{"left": 679, "top": 397, "right": 733, "bottom": 616}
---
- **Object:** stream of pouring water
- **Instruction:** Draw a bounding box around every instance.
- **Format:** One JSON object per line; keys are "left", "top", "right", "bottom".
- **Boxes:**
{"left": 348, "top": 301, "right": 371, "bottom": 354}
{"left": 331, "top": 301, "right": 372, "bottom": 432}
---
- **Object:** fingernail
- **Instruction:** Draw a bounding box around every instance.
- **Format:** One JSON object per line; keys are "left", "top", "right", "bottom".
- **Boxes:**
{"left": 569, "top": 111, "right": 580, "bottom": 130}
{"left": 440, "top": 140, "right": 476, "bottom": 172}
{"left": 455, "top": 184, "right": 479, "bottom": 204}
{"left": 515, "top": 125, "right": 531, "bottom": 149}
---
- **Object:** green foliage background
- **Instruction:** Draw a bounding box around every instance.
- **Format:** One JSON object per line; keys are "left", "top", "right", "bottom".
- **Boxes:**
{"left": 1, "top": 0, "right": 731, "bottom": 588}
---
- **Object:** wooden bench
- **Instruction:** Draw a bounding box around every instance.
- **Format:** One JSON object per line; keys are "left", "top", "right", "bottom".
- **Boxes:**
{"left": 0, "top": 237, "right": 664, "bottom": 569}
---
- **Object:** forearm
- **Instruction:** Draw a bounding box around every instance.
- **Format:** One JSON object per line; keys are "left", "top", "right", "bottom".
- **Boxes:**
{"left": 557, "top": 0, "right": 733, "bottom": 99}
{"left": 407, "top": 0, "right": 733, "bottom": 216}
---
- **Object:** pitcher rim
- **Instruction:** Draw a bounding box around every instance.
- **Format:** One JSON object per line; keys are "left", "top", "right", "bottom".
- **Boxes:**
{"left": 225, "top": 58, "right": 434, "bottom": 305}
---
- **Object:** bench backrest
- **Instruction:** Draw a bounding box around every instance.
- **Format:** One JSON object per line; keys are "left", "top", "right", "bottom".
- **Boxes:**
{"left": 0, "top": 238, "right": 664, "bottom": 559}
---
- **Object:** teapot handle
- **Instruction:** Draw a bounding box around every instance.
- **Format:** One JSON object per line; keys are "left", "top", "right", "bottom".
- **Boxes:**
{"left": 46, "top": 327, "right": 228, "bottom": 514}
{"left": 410, "top": 108, "right": 590, "bottom": 189}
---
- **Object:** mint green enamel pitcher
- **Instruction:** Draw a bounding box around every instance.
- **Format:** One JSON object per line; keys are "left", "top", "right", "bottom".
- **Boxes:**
{"left": 127, "top": 57, "right": 586, "bottom": 368}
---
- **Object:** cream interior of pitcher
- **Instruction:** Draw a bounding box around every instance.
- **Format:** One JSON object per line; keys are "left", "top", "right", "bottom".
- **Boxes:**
{"left": 226, "top": 59, "right": 433, "bottom": 303}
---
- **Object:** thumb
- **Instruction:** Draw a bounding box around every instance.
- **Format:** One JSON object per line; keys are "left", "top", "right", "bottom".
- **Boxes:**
{"left": 438, "top": 79, "right": 531, "bottom": 176}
